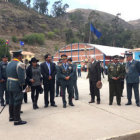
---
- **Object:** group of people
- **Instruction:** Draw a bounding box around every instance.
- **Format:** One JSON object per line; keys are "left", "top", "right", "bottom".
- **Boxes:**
{"left": 0, "top": 51, "right": 79, "bottom": 125}
{"left": 0, "top": 50, "right": 140, "bottom": 126}
{"left": 87, "top": 52, "right": 140, "bottom": 107}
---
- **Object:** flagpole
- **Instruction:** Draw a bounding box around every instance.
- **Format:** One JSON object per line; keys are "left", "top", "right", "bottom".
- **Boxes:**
{"left": 88, "top": 22, "right": 91, "bottom": 44}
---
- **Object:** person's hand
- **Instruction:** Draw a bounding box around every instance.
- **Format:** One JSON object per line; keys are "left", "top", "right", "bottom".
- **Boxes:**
{"left": 30, "top": 79, "right": 35, "bottom": 83}
{"left": 97, "top": 81, "right": 101, "bottom": 84}
{"left": 112, "top": 77, "right": 117, "bottom": 80}
{"left": 65, "top": 77, "right": 69, "bottom": 80}
{"left": 49, "top": 76, "right": 52, "bottom": 80}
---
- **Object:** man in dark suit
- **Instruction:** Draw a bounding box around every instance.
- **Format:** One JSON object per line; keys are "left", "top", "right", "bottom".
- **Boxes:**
{"left": 41, "top": 53, "right": 57, "bottom": 108}
{"left": 125, "top": 52, "right": 140, "bottom": 107}
{"left": 87, "top": 56, "right": 101, "bottom": 104}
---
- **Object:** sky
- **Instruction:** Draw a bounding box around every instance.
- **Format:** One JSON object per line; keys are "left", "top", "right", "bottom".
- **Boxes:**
{"left": 47, "top": 0, "right": 140, "bottom": 21}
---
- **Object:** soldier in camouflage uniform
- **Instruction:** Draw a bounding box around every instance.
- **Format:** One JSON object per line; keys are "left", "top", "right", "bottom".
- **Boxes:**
{"left": 108, "top": 55, "right": 123, "bottom": 106}
{"left": 6, "top": 51, "right": 27, "bottom": 125}
{"left": 119, "top": 56, "right": 126, "bottom": 97}
{"left": 58, "top": 54, "right": 74, "bottom": 108}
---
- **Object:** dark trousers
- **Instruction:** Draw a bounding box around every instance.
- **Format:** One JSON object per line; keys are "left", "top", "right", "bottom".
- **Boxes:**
{"left": 56, "top": 80, "right": 61, "bottom": 96}
{"left": 78, "top": 69, "right": 81, "bottom": 77}
{"left": 120, "top": 80, "right": 124, "bottom": 96}
{"left": 61, "top": 81, "right": 73, "bottom": 105}
{"left": 126, "top": 83, "right": 139, "bottom": 104}
{"left": 31, "top": 86, "right": 40, "bottom": 103}
{"left": 0, "top": 82, "right": 9, "bottom": 105}
{"left": 90, "top": 81, "right": 100, "bottom": 102}
{"left": 9, "top": 91, "right": 23, "bottom": 121}
{"left": 72, "top": 80, "right": 79, "bottom": 99}
{"left": 44, "top": 81, "right": 55, "bottom": 106}
{"left": 23, "top": 92, "right": 28, "bottom": 103}
{"left": 109, "top": 80, "right": 121, "bottom": 104}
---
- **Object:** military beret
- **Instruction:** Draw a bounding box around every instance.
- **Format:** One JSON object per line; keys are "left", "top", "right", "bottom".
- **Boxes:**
{"left": 119, "top": 56, "right": 124, "bottom": 59}
{"left": 1, "top": 55, "right": 8, "bottom": 58}
{"left": 67, "top": 58, "right": 72, "bottom": 62}
{"left": 125, "top": 51, "right": 133, "bottom": 57}
{"left": 113, "top": 55, "right": 119, "bottom": 59}
{"left": 12, "top": 50, "right": 22, "bottom": 57}
{"left": 61, "top": 54, "right": 67, "bottom": 60}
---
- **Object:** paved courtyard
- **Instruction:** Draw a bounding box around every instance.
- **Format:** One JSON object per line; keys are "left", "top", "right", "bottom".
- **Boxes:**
{"left": 0, "top": 73, "right": 140, "bottom": 140}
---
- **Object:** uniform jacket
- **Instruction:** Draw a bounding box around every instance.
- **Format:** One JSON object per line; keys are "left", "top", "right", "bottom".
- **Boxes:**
{"left": 87, "top": 61, "right": 101, "bottom": 82}
{"left": 6, "top": 59, "right": 25, "bottom": 92}
{"left": 40, "top": 62, "right": 56, "bottom": 85}
{"left": 58, "top": 63, "right": 74, "bottom": 83}
{"left": 108, "top": 62, "right": 123, "bottom": 82}
{"left": 125, "top": 60, "right": 140, "bottom": 83}
{"left": 0, "top": 61, "right": 8, "bottom": 81}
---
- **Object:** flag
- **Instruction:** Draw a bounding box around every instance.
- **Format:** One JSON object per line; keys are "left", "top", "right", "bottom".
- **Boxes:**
{"left": 20, "top": 41, "right": 24, "bottom": 46}
{"left": 6, "top": 40, "right": 9, "bottom": 45}
{"left": 90, "top": 23, "right": 102, "bottom": 39}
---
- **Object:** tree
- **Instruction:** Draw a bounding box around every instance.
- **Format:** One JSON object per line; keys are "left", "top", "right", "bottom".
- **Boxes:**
{"left": 9, "top": 0, "right": 21, "bottom": 5}
{"left": 65, "top": 29, "right": 74, "bottom": 43}
{"left": 33, "top": 0, "right": 49, "bottom": 15}
{"left": 0, "top": 39, "right": 11, "bottom": 61}
{"left": 51, "top": 0, "right": 69, "bottom": 17}
{"left": 26, "top": 0, "right": 31, "bottom": 8}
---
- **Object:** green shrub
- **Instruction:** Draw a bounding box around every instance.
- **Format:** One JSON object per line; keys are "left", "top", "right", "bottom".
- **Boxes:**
{"left": 54, "top": 45, "right": 59, "bottom": 51}
{"left": 40, "top": 24, "right": 47, "bottom": 30}
{"left": 23, "top": 33, "right": 45, "bottom": 45}
{"left": 0, "top": 39, "right": 11, "bottom": 61}
{"left": 12, "top": 36, "right": 17, "bottom": 43}
{"left": 53, "top": 29, "right": 60, "bottom": 34}
{"left": 47, "top": 32, "right": 55, "bottom": 39}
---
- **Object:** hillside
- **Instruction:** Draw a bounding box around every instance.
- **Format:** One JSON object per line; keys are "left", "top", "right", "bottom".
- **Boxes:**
{"left": 68, "top": 9, "right": 134, "bottom": 30}
{"left": 0, "top": 2, "right": 140, "bottom": 59}
{"left": 129, "top": 19, "right": 140, "bottom": 29}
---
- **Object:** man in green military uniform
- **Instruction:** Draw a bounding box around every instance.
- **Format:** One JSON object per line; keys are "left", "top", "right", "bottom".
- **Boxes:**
{"left": 119, "top": 56, "right": 126, "bottom": 97}
{"left": 58, "top": 54, "right": 75, "bottom": 108}
{"left": 108, "top": 55, "right": 123, "bottom": 105}
{"left": 6, "top": 50, "right": 27, "bottom": 125}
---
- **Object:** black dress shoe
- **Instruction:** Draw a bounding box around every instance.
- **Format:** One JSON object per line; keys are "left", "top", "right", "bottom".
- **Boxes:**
{"left": 97, "top": 101, "right": 100, "bottom": 104}
{"left": 125, "top": 103, "right": 132, "bottom": 105}
{"left": 56, "top": 95, "right": 58, "bottom": 97}
{"left": 44, "top": 105, "right": 48, "bottom": 108}
{"left": 117, "top": 103, "right": 121, "bottom": 106}
{"left": 51, "top": 104, "right": 57, "bottom": 107}
{"left": 109, "top": 103, "right": 112, "bottom": 105}
{"left": 136, "top": 104, "right": 140, "bottom": 107}
{"left": 89, "top": 100, "right": 95, "bottom": 104}
{"left": 75, "top": 97, "right": 79, "bottom": 100}
{"left": 1, "top": 103, "right": 5, "bottom": 106}
{"left": 63, "top": 104, "right": 66, "bottom": 108}
{"left": 69, "top": 103, "right": 74, "bottom": 106}
{"left": 36, "top": 105, "right": 39, "bottom": 109}
{"left": 14, "top": 120, "right": 27, "bottom": 126}
{"left": 20, "top": 111, "right": 23, "bottom": 113}
{"left": 9, "top": 118, "right": 14, "bottom": 122}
